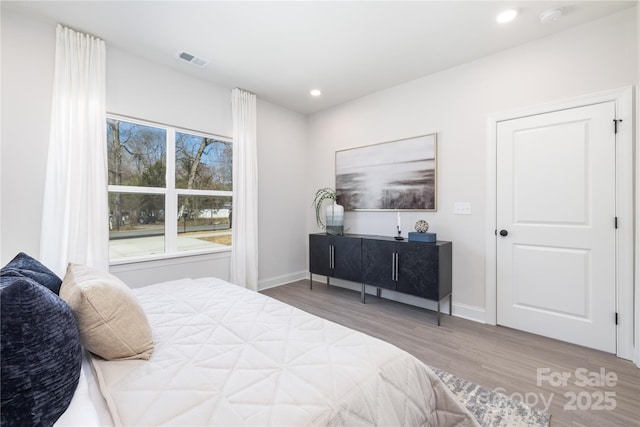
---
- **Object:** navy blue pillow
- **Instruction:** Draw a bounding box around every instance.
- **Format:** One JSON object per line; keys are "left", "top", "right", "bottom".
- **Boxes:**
{"left": 0, "top": 252, "right": 62, "bottom": 295}
{"left": 0, "top": 276, "right": 82, "bottom": 426}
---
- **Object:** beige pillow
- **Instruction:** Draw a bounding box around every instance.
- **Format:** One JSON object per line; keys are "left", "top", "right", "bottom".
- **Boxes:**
{"left": 60, "top": 263, "right": 154, "bottom": 361}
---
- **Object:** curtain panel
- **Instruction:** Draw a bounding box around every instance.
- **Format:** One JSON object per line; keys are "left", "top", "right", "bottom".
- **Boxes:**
{"left": 40, "top": 25, "right": 108, "bottom": 277}
{"left": 230, "top": 88, "right": 259, "bottom": 291}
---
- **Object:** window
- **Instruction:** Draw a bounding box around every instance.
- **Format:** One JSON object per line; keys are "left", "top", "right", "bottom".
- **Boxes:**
{"left": 107, "top": 115, "right": 232, "bottom": 262}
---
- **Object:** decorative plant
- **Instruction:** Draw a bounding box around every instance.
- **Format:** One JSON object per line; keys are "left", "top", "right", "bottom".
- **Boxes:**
{"left": 312, "top": 187, "right": 337, "bottom": 230}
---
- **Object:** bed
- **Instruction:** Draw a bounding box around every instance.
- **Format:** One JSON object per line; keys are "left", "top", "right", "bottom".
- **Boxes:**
{"left": 1, "top": 253, "right": 479, "bottom": 426}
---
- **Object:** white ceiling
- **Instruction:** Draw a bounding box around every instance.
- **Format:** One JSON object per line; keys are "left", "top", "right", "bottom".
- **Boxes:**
{"left": 4, "top": 1, "right": 636, "bottom": 114}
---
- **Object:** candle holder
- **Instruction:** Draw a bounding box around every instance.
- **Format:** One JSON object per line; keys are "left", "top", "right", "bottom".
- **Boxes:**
{"left": 394, "top": 226, "right": 404, "bottom": 240}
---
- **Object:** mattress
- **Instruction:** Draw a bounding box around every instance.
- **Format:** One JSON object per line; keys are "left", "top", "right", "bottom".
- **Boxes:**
{"left": 88, "top": 277, "right": 479, "bottom": 426}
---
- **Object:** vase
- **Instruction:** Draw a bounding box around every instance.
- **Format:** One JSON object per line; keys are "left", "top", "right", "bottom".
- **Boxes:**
{"left": 326, "top": 202, "right": 344, "bottom": 235}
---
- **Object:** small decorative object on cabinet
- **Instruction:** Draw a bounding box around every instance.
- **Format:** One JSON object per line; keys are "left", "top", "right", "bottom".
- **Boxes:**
{"left": 409, "top": 219, "right": 436, "bottom": 242}
{"left": 415, "top": 220, "right": 429, "bottom": 233}
{"left": 326, "top": 202, "right": 344, "bottom": 235}
{"left": 312, "top": 187, "right": 344, "bottom": 235}
{"left": 409, "top": 232, "right": 437, "bottom": 242}
{"left": 394, "top": 212, "right": 404, "bottom": 240}
{"left": 309, "top": 233, "right": 452, "bottom": 325}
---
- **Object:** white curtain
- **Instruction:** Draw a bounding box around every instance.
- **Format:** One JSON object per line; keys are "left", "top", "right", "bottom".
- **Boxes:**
{"left": 230, "top": 88, "right": 259, "bottom": 291}
{"left": 40, "top": 25, "right": 108, "bottom": 277}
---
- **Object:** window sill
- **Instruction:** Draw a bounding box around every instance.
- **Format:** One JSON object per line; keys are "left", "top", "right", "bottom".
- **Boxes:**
{"left": 109, "top": 247, "right": 231, "bottom": 268}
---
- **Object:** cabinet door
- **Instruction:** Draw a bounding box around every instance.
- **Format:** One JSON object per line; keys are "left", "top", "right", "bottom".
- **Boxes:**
{"left": 396, "top": 242, "right": 440, "bottom": 299}
{"left": 362, "top": 239, "right": 396, "bottom": 290}
{"left": 331, "top": 236, "right": 362, "bottom": 282}
{"left": 309, "top": 234, "right": 331, "bottom": 276}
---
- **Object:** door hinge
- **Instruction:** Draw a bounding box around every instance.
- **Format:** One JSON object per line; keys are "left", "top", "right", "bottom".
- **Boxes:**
{"left": 614, "top": 119, "right": 622, "bottom": 134}
{"left": 615, "top": 312, "right": 618, "bottom": 325}
{"left": 615, "top": 217, "right": 618, "bottom": 229}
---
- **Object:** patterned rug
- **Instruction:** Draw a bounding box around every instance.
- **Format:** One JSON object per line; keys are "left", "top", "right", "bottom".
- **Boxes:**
{"left": 432, "top": 367, "right": 551, "bottom": 427}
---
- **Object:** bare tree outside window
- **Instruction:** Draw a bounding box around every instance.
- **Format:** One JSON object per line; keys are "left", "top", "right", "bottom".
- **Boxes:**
{"left": 107, "top": 119, "right": 166, "bottom": 232}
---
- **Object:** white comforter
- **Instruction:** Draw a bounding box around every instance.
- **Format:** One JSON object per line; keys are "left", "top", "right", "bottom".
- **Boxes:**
{"left": 91, "top": 278, "right": 479, "bottom": 426}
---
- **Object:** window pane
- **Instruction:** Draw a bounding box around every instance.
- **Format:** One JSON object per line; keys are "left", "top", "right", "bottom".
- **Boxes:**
{"left": 177, "top": 195, "right": 232, "bottom": 251}
{"left": 175, "top": 132, "right": 232, "bottom": 190}
{"left": 107, "top": 119, "right": 166, "bottom": 187}
{"left": 109, "top": 193, "right": 165, "bottom": 260}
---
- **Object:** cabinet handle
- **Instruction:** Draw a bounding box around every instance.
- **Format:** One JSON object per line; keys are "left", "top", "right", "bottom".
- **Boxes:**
{"left": 330, "top": 245, "right": 335, "bottom": 269}
{"left": 395, "top": 253, "right": 399, "bottom": 281}
{"left": 391, "top": 253, "right": 395, "bottom": 280}
{"left": 391, "top": 252, "right": 399, "bottom": 281}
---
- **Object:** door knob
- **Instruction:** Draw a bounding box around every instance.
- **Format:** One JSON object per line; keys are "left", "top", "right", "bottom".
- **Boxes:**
{"left": 499, "top": 229, "right": 509, "bottom": 237}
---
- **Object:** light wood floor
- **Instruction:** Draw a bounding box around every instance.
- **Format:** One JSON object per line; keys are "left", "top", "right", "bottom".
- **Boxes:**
{"left": 262, "top": 280, "right": 640, "bottom": 427}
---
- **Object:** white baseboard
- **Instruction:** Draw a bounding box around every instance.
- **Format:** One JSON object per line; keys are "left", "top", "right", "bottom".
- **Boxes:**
{"left": 307, "top": 274, "right": 486, "bottom": 323}
{"left": 450, "top": 302, "right": 486, "bottom": 323}
{"left": 258, "top": 270, "right": 307, "bottom": 291}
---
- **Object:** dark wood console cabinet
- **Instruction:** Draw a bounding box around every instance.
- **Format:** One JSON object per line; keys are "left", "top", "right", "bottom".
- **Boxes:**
{"left": 309, "top": 233, "right": 452, "bottom": 325}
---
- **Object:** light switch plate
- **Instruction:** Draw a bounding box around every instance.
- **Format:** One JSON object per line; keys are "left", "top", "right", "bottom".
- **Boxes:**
{"left": 454, "top": 202, "right": 472, "bottom": 215}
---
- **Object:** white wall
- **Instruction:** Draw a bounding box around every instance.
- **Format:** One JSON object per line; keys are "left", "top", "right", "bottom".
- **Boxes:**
{"left": 106, "top": 48, "right": 232, "bottom": 138}
{"left": 307, "top": 8, "right": 638, "bottom": 319}
{"left": 1, "top": 8, "right": 55, "bottom": 264}
{"left": 256, "top": 100, "right": 308, "bottom": 289}
{"left": 1, "top": 7, "right": 309, "bottom": 289}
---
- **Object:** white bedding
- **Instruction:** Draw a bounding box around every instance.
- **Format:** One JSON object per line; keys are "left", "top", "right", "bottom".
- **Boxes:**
{"left": 89, "top": 277, "right": 479, "bottom": 426}
{"left": 54, "top": 352, "right": 112, "bottom": 427}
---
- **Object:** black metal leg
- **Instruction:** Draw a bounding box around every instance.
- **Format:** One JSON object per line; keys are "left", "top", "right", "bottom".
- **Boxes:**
{"left": 310, "top": 273, "right": 313, "bottom": 290}
{"left": 449, "top": 293, "right": 452, "bottom": 316}
{"left": 326, "top": 276, "right": 330, "bottom": 287}
{"left": 437, "top": 301, "right": 441, "bottom": 326}
{"left": 376, "top": 288, "right": 381, "bottom": 298}
{"left": 361, "top": 283, "right": 366, "bottom": 304}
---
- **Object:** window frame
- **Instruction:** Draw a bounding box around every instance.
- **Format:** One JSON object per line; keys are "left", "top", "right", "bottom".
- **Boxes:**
{"left": 107, "top": 113, "right": 233, "bottom": 265}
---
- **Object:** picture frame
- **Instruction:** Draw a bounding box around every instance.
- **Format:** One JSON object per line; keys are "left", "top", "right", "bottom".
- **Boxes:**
{"left": 335, "top": 133, "right": 437, "bottom": 211}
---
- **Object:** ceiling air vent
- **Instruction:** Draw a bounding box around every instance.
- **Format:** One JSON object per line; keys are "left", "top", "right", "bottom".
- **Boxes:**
{"left": 177, "top": 51, "right": 209, "bottom": 68}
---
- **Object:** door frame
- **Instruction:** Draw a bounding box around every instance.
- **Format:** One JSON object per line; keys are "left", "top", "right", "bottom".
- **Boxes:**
{"left": 485, "top": 86, "right": 635, "bottom": 362}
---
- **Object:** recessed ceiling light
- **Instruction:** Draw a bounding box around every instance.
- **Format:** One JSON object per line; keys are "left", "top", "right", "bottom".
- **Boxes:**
{"left": 496, "top": 9, "right": 518, "bottom": 24}
{"left": 310, "top": 89, "right": 322, "bottom": 97}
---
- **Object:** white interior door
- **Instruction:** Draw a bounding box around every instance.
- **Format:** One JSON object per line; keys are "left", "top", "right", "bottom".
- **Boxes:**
{"left": 496, "top": 101, "right": 617, "bottom": 353}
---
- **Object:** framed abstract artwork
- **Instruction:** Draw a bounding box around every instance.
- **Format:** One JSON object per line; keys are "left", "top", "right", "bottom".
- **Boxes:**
{"left": 335, "top": 134, "right": 437, "bottom": 211}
